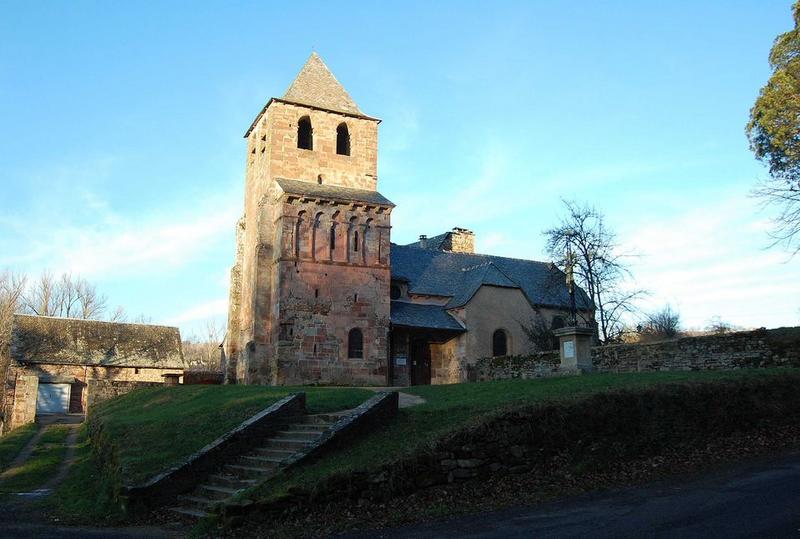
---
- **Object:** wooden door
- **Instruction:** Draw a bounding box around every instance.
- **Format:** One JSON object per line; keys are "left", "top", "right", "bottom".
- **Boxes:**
{"left": 410, "top": 339, "right": 431, "bottom": 385}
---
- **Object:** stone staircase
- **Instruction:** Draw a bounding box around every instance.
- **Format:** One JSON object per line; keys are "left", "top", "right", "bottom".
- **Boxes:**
{"left": 168, "top": 412, "right": 346, "bottom": 519}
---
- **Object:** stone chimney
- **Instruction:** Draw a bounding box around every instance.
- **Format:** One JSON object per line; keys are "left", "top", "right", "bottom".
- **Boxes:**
{"left": 444, "top": 227, "right": 475, "bottom": 254}
{"left": 418, "top": 234, "right": 428, "bottom": 249}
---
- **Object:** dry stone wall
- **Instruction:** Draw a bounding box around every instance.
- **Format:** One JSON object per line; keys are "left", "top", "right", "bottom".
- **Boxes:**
{"left": 592, "top": 328, "right": 800, "bottom": 373}
{"left": 474, "top": 328, "right": 800, "bottom": 381}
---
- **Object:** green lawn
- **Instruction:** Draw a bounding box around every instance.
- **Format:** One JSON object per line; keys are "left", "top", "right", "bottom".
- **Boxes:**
{"left": 243, "top": 369, "right": 799, "bottom": 504}
{"left": 0, "top": 425, "right": 71, "bottom": 495}
{"left": 0, "top": 423, "right": 39, "bottom": 472}
{"left": 90, "top": 385, "right": 373, "bottom": 486}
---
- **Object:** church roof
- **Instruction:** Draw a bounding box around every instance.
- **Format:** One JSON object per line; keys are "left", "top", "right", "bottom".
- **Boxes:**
{"left": 10, "top": 314, "right": 185, "bottom": 369}
{"left": 390, "top": 301, "right": 465, "bottom": 332}
{"left": 283, "top": 53, "right": 363, "bottom": 116}
{"left": 390, "top": 244, "right": 593, "bottom": 310}
{"left": 276, "top": 178, "right": 394, "bottom": 207}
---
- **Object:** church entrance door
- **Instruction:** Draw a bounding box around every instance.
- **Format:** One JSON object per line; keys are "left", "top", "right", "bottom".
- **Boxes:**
{"left": 410, "top": 338, "right": 431, "bottom": 385}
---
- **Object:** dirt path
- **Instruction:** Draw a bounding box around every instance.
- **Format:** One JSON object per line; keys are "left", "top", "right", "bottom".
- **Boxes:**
{"left": 369, "top": 387, "right": 426, "bottom": 408}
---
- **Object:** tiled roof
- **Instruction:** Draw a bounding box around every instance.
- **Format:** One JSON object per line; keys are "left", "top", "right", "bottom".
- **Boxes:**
{"left": 390, "top": 244, "right": 593, "bottom": 310}
{"left": 390, "top": 301, "right": 465, "bottom": 331}
{"left": 10, "top": 315, "right": 185, "bottom": 369}
{"left": 276, "top": 178, "right": 394, "bottom": 207}
{"left": 282, "top": 53, "right": 363, "bottom": 116}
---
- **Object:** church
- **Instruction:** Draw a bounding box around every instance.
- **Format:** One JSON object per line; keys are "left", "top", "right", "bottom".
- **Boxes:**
{"left": 223, "top": 53, "right": 592, "bottom": 387}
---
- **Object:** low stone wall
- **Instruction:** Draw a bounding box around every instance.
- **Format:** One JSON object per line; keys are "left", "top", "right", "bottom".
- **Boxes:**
{"left": 471, "top": 351, "right": 560, "bottom": 381}
{"left": 592, "top": 327, "right": 800, "bottom": 373}
{"left": 222, "top": 373, "right": 800, "bottom": 523}
{"left": 86, "top": 380, "right": 163, "bottom": 410}
{"left": 183, "top": 370, "right": 224, "bottom": 385}
{"left": 473, "top": 327, "right": 800, "bottom": 381}
{"left": 120, "top": 392, "right": 306, "bottom": 510}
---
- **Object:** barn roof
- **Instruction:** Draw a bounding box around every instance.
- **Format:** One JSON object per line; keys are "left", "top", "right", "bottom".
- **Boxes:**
{"left": 10, "top": 314, "right": 185, "bottom": 369}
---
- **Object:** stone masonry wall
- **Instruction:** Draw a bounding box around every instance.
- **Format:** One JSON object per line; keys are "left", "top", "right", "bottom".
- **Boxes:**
{"left": 472, "top": 327, "right": 800, "bottom": 382}
{"left": 472, "top": 351, "right": 561, "bottom": 381}
{"left": 86, "top": 380, "right": 163, "bottom": 410}
{"left": 592, "top": 327, "right": 800, "bottom": 373}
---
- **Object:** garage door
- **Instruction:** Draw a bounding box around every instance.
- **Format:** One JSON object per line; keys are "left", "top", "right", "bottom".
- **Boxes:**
{"left": 36, "top": 383, "right": 70, "bottom": 414}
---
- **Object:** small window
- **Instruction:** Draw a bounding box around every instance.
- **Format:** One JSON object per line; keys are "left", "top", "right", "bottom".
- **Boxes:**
{"left": 330, "top": 224, "right": 336, "bottom": 250}
{"left": 354, "top": 293, "right": 359, "bottom": 302}
{"left": 317, "top": 174, "right": 323, "bottom": 185}
{"left": 336, "top": 123, "right": 350, "bottom": 155}
{"left": 297, "top": 116, "right": 313, "bottom": 150}
{"left": 492, "top": 329, "right": 508, "bottom": 357}
{"left": 315, "top": 288, "right": 319, "bottom": 298}
{"left": 348, "top": 328, "right": 364, "bottom": 359}
{"left": 390, "top": 285, "right": 401, "bottom": 300}
{"left": 134, "top": 368, "right": 140, "bottom": 375}
{"left": 354, "top": 230, "right": 359, "bottom": 252}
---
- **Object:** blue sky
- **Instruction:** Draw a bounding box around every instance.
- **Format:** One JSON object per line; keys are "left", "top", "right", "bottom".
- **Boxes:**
{"left": 1, "top": 1, "right": 798, "bottom": 338}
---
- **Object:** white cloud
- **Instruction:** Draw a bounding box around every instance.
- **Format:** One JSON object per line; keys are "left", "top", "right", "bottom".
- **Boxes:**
{"left": 621, "top": 193, "right": 799, "bottom": 329}
{"left": 168, "top": 298, "right": 228, "bottom": 325}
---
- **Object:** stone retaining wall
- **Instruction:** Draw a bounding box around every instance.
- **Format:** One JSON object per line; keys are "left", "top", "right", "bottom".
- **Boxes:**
{"left": 86, "top": 380, "right": 163, "bottom": 410}
{"left": 471, "top": 352, "right": 560, "bottom": 381}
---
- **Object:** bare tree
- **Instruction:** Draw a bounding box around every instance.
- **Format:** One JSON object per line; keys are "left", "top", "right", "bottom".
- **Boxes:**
{"left": 705, "top": 316, "right": 740, "bottom": 335}
{"left": 21, "top": 272, "right": 108, "bottom": 320}
{"left": 640, "top": 305, "right": 682, "bottom": 341}
{"left": 182, "top": 319, "right": 225, "bottom": 371}
{"left": 543, "top": 200, "right": 646, "bottom": 343}
{"left": 1, "top": 271, "right": 27, "bottom": 353}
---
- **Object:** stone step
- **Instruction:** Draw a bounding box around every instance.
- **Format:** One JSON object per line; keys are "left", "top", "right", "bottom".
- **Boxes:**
{"left": 286, "top": 423, "right": 332, "bottom": 432}
{"left": 197, "top": 484, "right": 241, "bottom": 501}
{"left": 253, "top": 447, "right": 297, "bottom": 459}
{"left": 238, "top": 454, "right": 283, "bottom": 467}
{"left": 224, "top": 464, "right": 278, "bottom": 479}
{"left": 265, "top": 438, "right": 315, "bottom": 450}
{"left": 274, "top": 430, "right": 324, "bottom": 441}
{"left": 303, "top": 413, "right": 348, "bottom": 425}
{"left": 208, "top": 474, "right": 258, "bottom": 490}
{"left": 177, "top": 494, "right": 218, "bottom": 511}
{"left": 167, "top": 506, "right": 209, "bottom": 519}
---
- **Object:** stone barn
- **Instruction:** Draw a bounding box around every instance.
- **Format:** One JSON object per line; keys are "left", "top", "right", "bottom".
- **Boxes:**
{"left": 223, "top": 53, "right": 594, "bottom": 387}
{"left": 2, "top": 314, "right": 185, "bottom": 433}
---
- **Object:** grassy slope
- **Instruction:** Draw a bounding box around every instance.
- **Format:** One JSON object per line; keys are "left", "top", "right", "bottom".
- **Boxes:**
{"left": 51, "top": 426, "right": 125, "bottom": 524}
{"left": 0, "top": 423, "right": 39, "bottom": 472}
{"left": 0, "top": 425, "right": 71, "bottom": 495}
{"left": 246, "top": 369, "right": 797, "bottom": 503}
{"left": 91, "top": 385, "right": 373, "bottom": 485}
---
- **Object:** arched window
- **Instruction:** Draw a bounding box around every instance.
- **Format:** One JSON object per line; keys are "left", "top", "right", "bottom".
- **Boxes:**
{"left": 294, "top": 211, "right": 306, "bottom": 257}
{"left": 336, "top": 123, "right": 350, "bottom": 155}
{"left": 297, "top": 116, "right": 313, "bottom": 150}
{"left": 348, "top": 328, "right": 363, "bottom": 359}
{"left": 329, "top": 223, "right": 336, "bottom": 251}
{"left": 354, "top": 230, "right": 359, "bottom": 252}
{"left": 492, "top": 329, "right": 508, "bottom": 357}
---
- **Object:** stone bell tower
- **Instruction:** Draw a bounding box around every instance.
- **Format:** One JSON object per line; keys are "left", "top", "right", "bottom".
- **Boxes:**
{"left": 225, "top": 53, "right": 394, "bottom": 386}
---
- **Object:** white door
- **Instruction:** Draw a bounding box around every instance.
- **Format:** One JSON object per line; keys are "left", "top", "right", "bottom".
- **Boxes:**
{"left": 36, "top": 383, "right": 70, "bottom": 414}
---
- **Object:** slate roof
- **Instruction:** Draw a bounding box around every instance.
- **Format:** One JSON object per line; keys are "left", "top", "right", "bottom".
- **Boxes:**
{"left": 276, "top": 178, "right": 394, "bottom": 207}
{"left": 390, "top": 301, "right": 465, "bottom": 331}
{"left": 390, "top": 244, "right": 593, "bottom": 310}
{"left": 283, "top": 53, "right": 363, "bottom": 116}
{"left": 405, "top": 232, "right": 449, "bottom": 250}
{"left": 10, "top": 315, "right": 185, "bottom": 369}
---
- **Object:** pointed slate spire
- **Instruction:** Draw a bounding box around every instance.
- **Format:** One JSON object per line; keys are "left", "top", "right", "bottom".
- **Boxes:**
{"left": 283, "top": 52, "right": 363, "bottom": 115}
